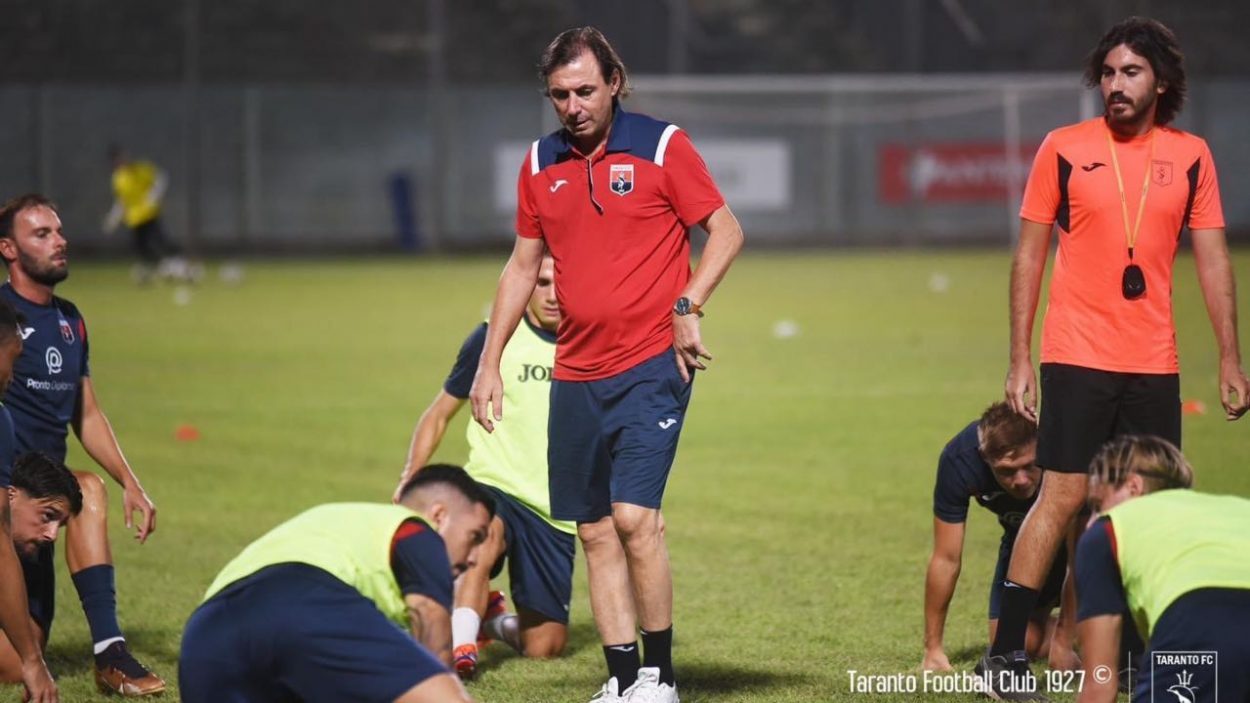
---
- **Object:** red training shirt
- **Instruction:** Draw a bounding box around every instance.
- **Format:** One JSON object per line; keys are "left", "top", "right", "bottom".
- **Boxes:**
{"left": 515, "top": 108, "right": 725, "bottom": 381}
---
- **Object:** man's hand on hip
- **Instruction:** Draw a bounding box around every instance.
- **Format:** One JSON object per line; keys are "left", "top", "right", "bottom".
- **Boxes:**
{"left": 672, "top": 314, "right": 711, "bottom": 384}
{"left": 469, "top": 365, "right": 504, "bottom": 433}
{"left": 1220, "top": 358, "right": 1250, "bottom": 421}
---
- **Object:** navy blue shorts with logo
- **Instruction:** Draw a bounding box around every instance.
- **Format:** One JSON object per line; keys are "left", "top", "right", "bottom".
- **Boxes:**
{"left": 179, "top": 563, "right": 446, "bottom": 703}
{"left": 482, "top": 484, "right": 576, "bottom": 624}
{"left": 988, "top": 539, "right": 1066, "bottom": 620}
{"left": 549, "top": 350, "right": 694, "bottom": 522}
{"left": 1131, "top": 588, "right": 1250, "bottom": 703}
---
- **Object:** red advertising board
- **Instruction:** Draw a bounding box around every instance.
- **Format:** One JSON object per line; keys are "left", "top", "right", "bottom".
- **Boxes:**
{"left": 879, "top": 143, "right": 1039, "bottom": 204}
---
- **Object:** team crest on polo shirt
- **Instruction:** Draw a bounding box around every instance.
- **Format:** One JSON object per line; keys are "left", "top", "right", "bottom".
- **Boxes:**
{"left": 1152, "top": 160, "right": 1173, "bottom": 187}
{"left": 59, "top": 319, "right": 74, "bottom": 344}
{"left": 609, "top": 164, "right": 634, "bottom": 196}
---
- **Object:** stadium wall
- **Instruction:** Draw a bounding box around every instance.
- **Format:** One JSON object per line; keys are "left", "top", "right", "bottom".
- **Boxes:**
{"left": 1, "top": 77, "right": 1247, "bottom": 254}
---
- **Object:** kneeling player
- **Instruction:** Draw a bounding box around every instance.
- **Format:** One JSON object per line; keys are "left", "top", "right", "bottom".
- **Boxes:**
{"left": 1076, "top": 435, "right": 1250, "bottom": 703}
{"left": 0, "top": 454, "right": 84, "bottom": 687}
{"left": 923, "top": 402, "right": 1075, "bottom": 671}
{"left": 180, "top": 465, "right": 493, "bottom": 703}
{"left": 394, "top": 252, "right": 574, "bottom": 678}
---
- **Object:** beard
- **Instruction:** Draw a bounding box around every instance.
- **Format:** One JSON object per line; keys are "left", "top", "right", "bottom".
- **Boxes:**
{"left": 1105, "top": 90, "right": 1158, "bottom": 128}
{"left": 17, "top": 248, "right": 68, "bottom": 286}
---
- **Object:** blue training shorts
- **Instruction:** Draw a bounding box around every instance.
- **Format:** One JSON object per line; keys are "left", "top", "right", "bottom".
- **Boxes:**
{"left": 548, "top": 350, "right": 694, "bottom": 523}
{"left": 483, "top": 484, "right": 576, "bottom": 624}
{"left": 179, "top": 563, "right": 446, "bottom": 703}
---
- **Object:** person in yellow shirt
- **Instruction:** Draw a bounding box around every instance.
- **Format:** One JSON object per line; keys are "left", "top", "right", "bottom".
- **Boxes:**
{"left": 103, "top": 146, "right": 194, "bottom": 284}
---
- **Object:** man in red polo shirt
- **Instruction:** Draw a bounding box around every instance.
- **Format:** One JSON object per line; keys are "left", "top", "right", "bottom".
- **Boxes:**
{"left": 984, "top": 17, "right": 1248, "bottom": 700}
{"left": 470, "top": 26, "right": 743, "bottom": 703}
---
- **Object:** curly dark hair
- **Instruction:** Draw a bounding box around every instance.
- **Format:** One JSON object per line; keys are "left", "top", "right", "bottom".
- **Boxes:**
{"left": 1083, "top": 17, "right": 1186, "bottom": 126}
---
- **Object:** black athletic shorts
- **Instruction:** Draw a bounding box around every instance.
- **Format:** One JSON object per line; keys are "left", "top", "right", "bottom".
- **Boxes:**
{"left": 1037, "top": 363, "right": 1180, "bottom": 474}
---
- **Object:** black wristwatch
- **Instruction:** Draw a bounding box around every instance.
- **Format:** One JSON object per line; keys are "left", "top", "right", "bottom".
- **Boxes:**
{"left": 673, "top": 297, "right": 703, "bottom": 318}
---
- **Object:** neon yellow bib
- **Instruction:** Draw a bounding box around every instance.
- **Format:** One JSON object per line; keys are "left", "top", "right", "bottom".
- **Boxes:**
{"left": 203, "top": 503, "right": 424, "bottom": 625}
{"left": 111, "top": 161, "right": 160, "bottom": 227}
{"left": 1107, "top": 490, "right": 1250, "bottom": 636}
{"left": 466, "top": 319, "right": 574, "bottom": 534}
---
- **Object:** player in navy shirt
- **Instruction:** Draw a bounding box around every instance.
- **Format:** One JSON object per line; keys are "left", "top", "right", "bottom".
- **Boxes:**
{"left": 0, "top": 295, "right": 58, "bottom": 702}
{"left": 0, "top": 194, "right": 164, "bottom": 696}
{"left": 923, "top": 403, "right": 1075, "bottom": 672}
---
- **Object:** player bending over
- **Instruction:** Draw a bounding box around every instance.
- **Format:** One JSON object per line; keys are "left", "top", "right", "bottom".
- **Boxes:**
{"left": 181, "top": 465, "right": 492, "bottom": 703}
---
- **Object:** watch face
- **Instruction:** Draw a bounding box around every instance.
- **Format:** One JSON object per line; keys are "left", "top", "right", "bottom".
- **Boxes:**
{"left": 674, "top": 297, "right": 690, "bottom": 315}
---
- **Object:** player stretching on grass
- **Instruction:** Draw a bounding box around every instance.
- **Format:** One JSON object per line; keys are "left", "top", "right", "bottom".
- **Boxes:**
{"left": 0, "top": 453, "right": 82, "bottom": 700}
{"left": 181, "top": 465, "right": 492, "bottom": 703}
{"left": 0, "top": 194, "right": 165, "bottom": 696}
{"left": 1077, "top": 435, "right": 1250, "bottom": 703}
{"left": 471, "top": 27, "right": 743, "bottom": 703}
{"left": 394, "top": 252, "right": 575, "bottom": 679}
{"left": 923, "top": 403, "right": 1077, "bottom": 672}
{"left": 0, "top": 296, "right": 58, "bottom": 703}
{"left": 986, "top": 17, "right": 1248, "bottom": 700}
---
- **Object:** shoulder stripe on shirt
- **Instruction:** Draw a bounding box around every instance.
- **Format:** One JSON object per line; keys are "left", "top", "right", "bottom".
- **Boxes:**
{"left": 654, "top": 125, "right": 681, "bottom": 167}
{"left": 1181, "top": 159, "right": 1200, "bottom": 233}
{"left": 529, "top": 139, "right": 541, "bottom": 176}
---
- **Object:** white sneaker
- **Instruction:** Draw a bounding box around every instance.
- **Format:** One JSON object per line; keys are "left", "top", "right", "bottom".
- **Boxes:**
{"left": 622, "top": 667, "right": 678, "bottom": 703}
{"left": 589, "top": 677, "right": 628, "bottom": 703}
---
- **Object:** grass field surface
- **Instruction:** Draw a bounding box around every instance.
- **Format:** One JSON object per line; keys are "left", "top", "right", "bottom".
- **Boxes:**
{"left": 12, "top": 249, "right": 1248, "bottom": 702}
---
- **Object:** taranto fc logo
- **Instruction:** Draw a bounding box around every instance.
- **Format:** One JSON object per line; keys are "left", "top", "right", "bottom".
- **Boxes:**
{"left": 609, "top": 164, "right": 634, "bottom": 196}
{"left": 1152, "top": 160, "right": 1173, "bottom": 187}
{"left": 59, "top": 319, "right": 74, "bottom": 344}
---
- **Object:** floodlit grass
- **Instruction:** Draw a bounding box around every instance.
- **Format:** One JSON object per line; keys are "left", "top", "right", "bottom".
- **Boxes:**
{"left": 14, "top": 249, "right": 1248, "bottom": 702}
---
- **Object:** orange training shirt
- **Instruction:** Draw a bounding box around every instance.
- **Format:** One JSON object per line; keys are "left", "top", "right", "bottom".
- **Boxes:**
{"left": 1019, "top": 117, "right": 1224, "bottom": 374}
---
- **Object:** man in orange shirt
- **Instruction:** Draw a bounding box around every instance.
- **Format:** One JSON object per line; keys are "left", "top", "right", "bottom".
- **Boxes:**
{"left": 982, "top": 17, "right": 1249, "bottom": 700}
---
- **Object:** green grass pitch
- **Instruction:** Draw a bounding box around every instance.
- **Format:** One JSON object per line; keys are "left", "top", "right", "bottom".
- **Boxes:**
{"left": 13, "top": 249, "right": 1249, "bottom": 702}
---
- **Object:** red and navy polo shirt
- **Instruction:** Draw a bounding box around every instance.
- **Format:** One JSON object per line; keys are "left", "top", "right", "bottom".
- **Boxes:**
{"left": 515, "top": 107, "right": 724, "bottom": 382}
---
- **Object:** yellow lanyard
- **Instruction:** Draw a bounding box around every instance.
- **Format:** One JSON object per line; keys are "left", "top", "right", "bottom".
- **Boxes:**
{"left": 1104, "top": 125, "right": 1155, "bottom": 260}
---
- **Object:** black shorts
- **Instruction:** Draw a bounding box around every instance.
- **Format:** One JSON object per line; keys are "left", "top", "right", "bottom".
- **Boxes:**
{"left": 22, "top": 543, "right": 56, "bottom": 637}
{"left": 989, "top": 538, "right": 1066, "bottom": 620}
{"left": 1037, "top": 363, "right": 1180, "bottom": 474}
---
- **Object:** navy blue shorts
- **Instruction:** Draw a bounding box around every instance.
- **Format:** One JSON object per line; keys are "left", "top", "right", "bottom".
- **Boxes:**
{"left": 1131, "top": 588, "right": 1250, "bottom": 703}
{"left": 179, "top": 563, "right": 446, "bottom": 703}
{"left": 22, "top": 543, "right": 55, "bottom": 638}
{"left": 482, "top": 484, "right": 576, "bottom": 624}
{"left": 988, "top": 539, "right": 1066, "bottom": 620}
{"left": 548, "top": 350, "right": 694, "bottom": 522}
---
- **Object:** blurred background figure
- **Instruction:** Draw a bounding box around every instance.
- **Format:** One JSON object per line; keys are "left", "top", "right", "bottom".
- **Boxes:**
{"left": 103, "top": 145, "right": 199, "bottom": 285}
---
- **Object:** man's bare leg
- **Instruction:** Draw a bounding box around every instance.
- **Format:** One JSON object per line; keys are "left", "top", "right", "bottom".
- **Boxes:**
{"left": 518, "top": 606, "right": 567, "bottom": 658}
{"left": 579, "top": 516, "right": 640, "bottom": 689}
{"left": 65, "top": 471, "right": 164, "bottom": 695}
{"left": 612, "top": 503, "right": 674, "bottom": 687}
{"left": 990, "top": 472, "right": 1086, "bottom": 656}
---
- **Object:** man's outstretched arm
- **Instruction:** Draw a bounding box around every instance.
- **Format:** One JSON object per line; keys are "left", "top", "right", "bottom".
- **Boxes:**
{"left": 72, "top": 377, "right": 156, "bottom": 542}
{"left": 469, "top": 236, "right": 545, "bottom": 432}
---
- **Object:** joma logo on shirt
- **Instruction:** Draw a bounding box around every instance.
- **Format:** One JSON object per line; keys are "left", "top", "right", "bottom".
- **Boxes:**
{"left": 517, "top": 364, "right": 554, "bottom": 382}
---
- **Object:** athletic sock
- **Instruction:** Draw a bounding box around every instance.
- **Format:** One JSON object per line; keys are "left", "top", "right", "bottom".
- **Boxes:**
{"left": 989, "top": 580, "right": 1039, "bottom": 657}
{"left": 71, "top": 565, "right": 123, "bottom": 650}
{"left": 452, "top": 607, "right": 482, "bottom": 650}
{"left": 603, "top": 642, "right": 640, "bottom": 690}
{"left": 482, "top": 612, "right": 522, "bottom": 653}
{"left": 641, "top": 626, "right": 675, "bottom": 686}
